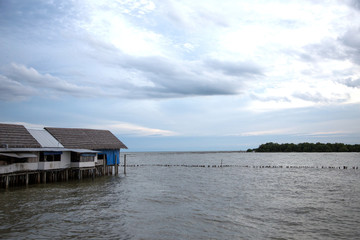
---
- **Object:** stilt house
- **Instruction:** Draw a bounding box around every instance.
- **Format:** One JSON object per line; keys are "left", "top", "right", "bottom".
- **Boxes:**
{"left": 45, "top": 127, "right": 127, "bottom": 166}
{"left": 0, "top": 123, "right": 127, "bottom": 188}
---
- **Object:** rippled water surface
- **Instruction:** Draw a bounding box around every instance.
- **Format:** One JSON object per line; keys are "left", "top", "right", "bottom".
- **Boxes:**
{"left": 1, "top": 152, "right": 360, "bottom": 239}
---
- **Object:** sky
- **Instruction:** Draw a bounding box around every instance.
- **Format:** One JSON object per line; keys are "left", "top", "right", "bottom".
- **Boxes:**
{"left": 0, "top": 0, "right": 360, "bottom": 151}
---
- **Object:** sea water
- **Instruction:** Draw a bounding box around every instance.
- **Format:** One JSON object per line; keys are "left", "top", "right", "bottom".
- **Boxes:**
{"left": 1, "top": 152, "right": 360, "bottom": 239}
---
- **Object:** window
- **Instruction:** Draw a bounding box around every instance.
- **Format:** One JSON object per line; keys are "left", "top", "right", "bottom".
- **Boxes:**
{"left": 71, "top": 152, "right": 96, "bottom": 162}
{"left": 80, "top": 153, "right": 96, "bottom": 162}
{"left": 40, "top": 152, "right": 61, "bottom": 161}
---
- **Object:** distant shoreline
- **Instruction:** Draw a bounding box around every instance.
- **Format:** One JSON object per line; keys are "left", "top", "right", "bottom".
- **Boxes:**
{"left": 247, "top": 142, "right": 360, "bottom": 152}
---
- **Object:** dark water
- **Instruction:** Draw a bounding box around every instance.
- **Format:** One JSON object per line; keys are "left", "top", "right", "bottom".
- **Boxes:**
{"left": 1, "top": 152, "right": 360, "bottom": 239}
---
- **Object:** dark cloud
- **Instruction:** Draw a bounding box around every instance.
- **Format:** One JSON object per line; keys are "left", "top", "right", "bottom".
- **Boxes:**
{"left": 293, "top": 92, "right": 349, "bottom": 103}
{"left": 250, "top": 94, "right": 290, "bottom": 103}
{"left": 82, "top": 37, "right": 241, "bottom": 98}
{"left": 205, "top": 59, "right": 263, "bottom": 77}
{"left": 114, "top": 55, "right": 243, "bottom": 98}
{"left": 347, "top": 0, "right": 360, "bottom": 11}
{"left": 1, "top": 63, "right": 97, "bottom": 99}
{"left": 302, "top": 38, "right": 347, "bottom": 62}
{"left": 0, "top": 75, "right": 36, "bottom": 101}
{"left": 300, "top": 28, "right": 360, "bottom": 66}
{"left": 81, "top": 38, "right": 239, "bottom": 98}
{"left": 0, "top": 56, "right": 245, "bottom": 102}
{"left": 341, "top": 78, "right": 360, "bottom": 88}
{"left": 339, "top": 28, "right": 360, "bottom": 65}
{"left": 293, "top": 92, "right": 327, "bottom": 103}
{"left": 341, "top": 29, "right": 360, "bottom": 49}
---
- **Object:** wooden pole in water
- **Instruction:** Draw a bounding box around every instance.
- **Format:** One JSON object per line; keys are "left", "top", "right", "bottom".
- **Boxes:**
{"left": 115, "top": 155, "right": 118, "bottom": 176}
{"left": 5, "top": 175, "right": 9, "bottom": 189}
{"left": 25, "top": 173, "right": 29, "bottom": 186}
{"left": 103, "top": 155, "right": 106, "bottom": 176}
{"left": 124, "top": 154, "right": 127, "bottom": 175}
{"left": 43, "top": 172, "right": 47, "bottom": 184}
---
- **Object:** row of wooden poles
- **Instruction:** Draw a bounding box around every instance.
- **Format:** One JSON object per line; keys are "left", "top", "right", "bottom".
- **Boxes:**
{"left": 0, "top": 164, "right": 125, "bottom": 189}
{"left": 121, "top": 163, "right": 359, "bottom": 170}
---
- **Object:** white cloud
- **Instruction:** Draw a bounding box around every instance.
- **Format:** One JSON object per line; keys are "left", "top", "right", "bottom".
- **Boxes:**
{"left": 240, "top": 128, "right": 297, "bottom": 137}
{"left": 1, "top": 63, "right": 98, "bottom": 98}
{"left": 74, "top": 1, "right": 169, "bottom": 57}
{"left": 0, "top": 75, "right": 37, "bottom": 101}
{"left": 89, "top": 121, "right": 178, "bottom": 136}
{"left": 247, "top": 78, "right": 356, "bottom": 112}
{"left": 306, "top": 131, "right": 350, "bottom": 136}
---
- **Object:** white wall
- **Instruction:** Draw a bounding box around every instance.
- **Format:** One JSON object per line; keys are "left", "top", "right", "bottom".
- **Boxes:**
{"left": 0, "top": 151, "right": 97, "bottom": 174}
{"left": 60, "top": 152, "right": 71, "bottom": 168}
{"left": 38, "top": 151, "right": 72, "bottom": 170}
{"left": 71, "top": 162, "right": 95, "bottom": 168}
{"left": 0, "top": 163, "right": 38, "bottom": 174}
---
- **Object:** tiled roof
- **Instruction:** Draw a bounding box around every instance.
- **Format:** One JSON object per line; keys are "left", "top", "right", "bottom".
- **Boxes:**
{"left": 0, "top": 123, "right": 41, "bottom": 148}
{"left": 45, "top": 127, "right": 127, "bottom": 150}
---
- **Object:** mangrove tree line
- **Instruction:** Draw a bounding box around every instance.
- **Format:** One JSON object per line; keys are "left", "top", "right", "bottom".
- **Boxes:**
{"left": 248, "top": 142, "right": 360, "bottom": 152}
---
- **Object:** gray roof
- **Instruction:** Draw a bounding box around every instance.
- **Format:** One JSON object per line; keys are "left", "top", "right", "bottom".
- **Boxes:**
{"left": 0, "top": 123, "right": 41, "bottom": 148}
{"left": 45, "top": 127, "right": 128, "bottom": 150}
{"left": 27, "top": 128, "right": 64, "bottom": 148}
{"left": 0, "top": 153, "right": 38, "bottom": 158}
{"left": 0, "top": 148, "right": 99, "bottom": 153}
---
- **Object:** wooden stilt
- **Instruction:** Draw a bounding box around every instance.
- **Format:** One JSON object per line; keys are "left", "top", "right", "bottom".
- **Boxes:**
{"left": 115, "top": 155, "right": 118, "bottom": 175}
{"left": 43, "top": 172, "right": 47, "bottom": 184}
{"left": 114, "top": 155, "right": 119, "bottom": 176}
{"left": 26, "top": 173, "right": 29, "bottom": 186}
{"left": 103, "top": 157, "right": 106, "bottom": 176}
{"left": 124, "top": 154, "right": 127, "bottom": 175}
{"left": 5, "top": 175, "right": 9, "bottom": 189}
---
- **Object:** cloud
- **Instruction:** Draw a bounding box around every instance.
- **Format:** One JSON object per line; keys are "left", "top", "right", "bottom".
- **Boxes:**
{"left": 340, "top": 28, "right": 360, "bottom": 65}
{"left": 205, "top": 59, "right": 263, "bottom": 77}
{"left": 305, "top": 131, "right": 350, "bottom": 136}
{"left": 1, "top": 63, "right": 98, "bottom": 99}
{"left": 341, "top": 28, "right": 360, "bottom": 49}
{"left": 0, "top": 56, "right": 251, "bottom": 101}
{"left": 301, "top": 38, "right": 347, "bottom": 62}
{"left": 250, "top": 93, "right": 290, "bottom": 103}
{"left": 293, "top": 91, "right": 349, "bottom": 103}
{"left": 112, "top": 54, "right": 250, "bottom": 98}
{"left": 157, "top": 0, "right": 229, "bottom": 29}
{"left": 240, "top": 128, "right": 296, "bottom": 136}
{"left": 293, "top": 92, "right": 329, "bottom": 103}
{"left": 0, "top": 75, "right": 37, "bottom": 101}
{"left": 89, "top": 121, "right": 177, "bottom": 136}
{"left": 347, "top": 0, "right": 360, "bottom": 11}
{"left": 340, "top": 78, "right": 360, "bottom": 88}
{"left": 117, "top": 0, "right": 156, "bottom": 16}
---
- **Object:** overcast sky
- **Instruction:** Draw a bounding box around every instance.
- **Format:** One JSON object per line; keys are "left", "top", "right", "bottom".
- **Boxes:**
{"left": 1, "top": 0, "right": 360, "bottom": 151}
